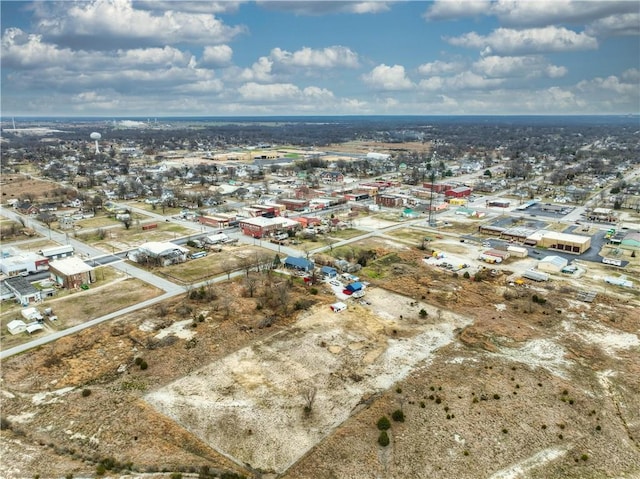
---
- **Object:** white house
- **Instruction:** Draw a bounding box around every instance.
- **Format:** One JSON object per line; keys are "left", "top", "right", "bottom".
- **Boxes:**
{"left": 7, "top": 319, "right": 27, "bottom": 335}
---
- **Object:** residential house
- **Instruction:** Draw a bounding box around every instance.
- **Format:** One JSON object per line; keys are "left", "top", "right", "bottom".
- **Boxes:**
{"left": 284, "top": 257, "right": 315, "bottom": 272}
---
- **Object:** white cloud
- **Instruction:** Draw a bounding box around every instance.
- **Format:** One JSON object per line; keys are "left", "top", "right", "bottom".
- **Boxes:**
{"left": 447, "top": 26, "right": 598, "bottom": 54}
{"left": 362, "top": 64, "right": 414, "bottom": 91}
{"left": 577, "top": 74, "right": 639, "bottom": 96}
{"left": 418, "top": 60, "right": 464, "bottom": 76}
{"left": 424, "top": 0, "right": 491, "bottom": 21}
{"left": 180, "top": 79, "right": 225, "bottom": 93}
{"left": 238, "top": 57, "right": 274, "bottom": 82}
{"left": 447, "top": 71, "right": 504, "bottom": 90}
{"left": 135, "top": 1, "right": 244, "bottom": 14}
{"left": 473, "top": 55, "right": 567, "bottom": 79}
{"left": 1, "top": 28, "right": 75, "bottom": 68}
{"left": 201, "top": 45, "right": 233, "bottom": 66}
{"left": 257, "top": 1, "right": 391, "bottom": 16}
{"left": 418, "top": 77, "right": 445, "bottom": 91}
{"left": 586, "top": 13, "right": 640, "bottom": 37}
{"left": 270, "top": 46, "right": 359, "bottom": 69}
{"left": 621, "top": 68, "right": 640, "bottom": 83}
{"left": 36, "top": 0, "right": 246, "bottom": 49}
{"left": 425, "top": 0, "right": 637, "bottom": 27}
{"left": 418, "top": 71, "right": 502, "bottom": 91}
{"left": 491, "top": 0, "right": 637, "bottom": 27}
{"left": 117, "top": 46, "right": 193, "bottom": 68}
{"left": 348, "top": 2, "right": 392, "bottom": 14}
{"left": 237, "top": 82, "right": 334, "bottom": 102}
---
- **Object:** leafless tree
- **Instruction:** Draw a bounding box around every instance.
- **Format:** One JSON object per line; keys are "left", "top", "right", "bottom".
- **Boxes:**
{"left": 275, "top": 282, "right": 291, "bottom": 314}
{"left": 221, "top": 258, "right": 233, "bottom": 280}
{"left": 245, "top": 274, "right": 259, "bottom": 298}
{"left": 303, "top": 386, "right": 317, "bottom": 416}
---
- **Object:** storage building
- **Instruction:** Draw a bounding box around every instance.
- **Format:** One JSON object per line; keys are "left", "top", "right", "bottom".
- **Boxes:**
{"left": 537, "top": 255, "right": 569, "bottom": 273}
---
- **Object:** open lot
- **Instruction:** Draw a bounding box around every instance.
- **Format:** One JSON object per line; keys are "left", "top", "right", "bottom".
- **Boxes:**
{"left": 147, "top": 289, "right": 470, "bottom": 473}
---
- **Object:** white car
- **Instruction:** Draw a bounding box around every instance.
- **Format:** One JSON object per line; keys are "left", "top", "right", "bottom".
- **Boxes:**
{"left": 329, "top": 280, "right": 342, "bottom": 287}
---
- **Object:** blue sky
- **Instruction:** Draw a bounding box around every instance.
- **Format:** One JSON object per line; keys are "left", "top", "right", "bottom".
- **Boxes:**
{"left": 1, "top": 0, "right": 639, "bottom": 116}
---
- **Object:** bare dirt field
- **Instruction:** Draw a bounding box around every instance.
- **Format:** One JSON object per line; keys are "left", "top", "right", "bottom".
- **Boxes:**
{"left": 146, "top": 289, "right": 469, "bottom": 474}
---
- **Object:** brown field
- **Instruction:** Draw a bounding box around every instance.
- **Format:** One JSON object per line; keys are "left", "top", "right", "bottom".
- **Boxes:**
{"left": 0, "top": 174, "right": 60, "bottom": 202}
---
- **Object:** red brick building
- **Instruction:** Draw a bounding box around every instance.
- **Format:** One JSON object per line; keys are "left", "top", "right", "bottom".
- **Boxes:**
{"left": 444, "top": 186, "right": 472, "bottom": 198}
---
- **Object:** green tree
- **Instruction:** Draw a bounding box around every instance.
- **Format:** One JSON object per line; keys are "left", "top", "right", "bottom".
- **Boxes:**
{"left": 378, "top": 430, "right": 390, "bottom": 447}
{"left": 377, "top": 416, "right": 391, "bottom": 431}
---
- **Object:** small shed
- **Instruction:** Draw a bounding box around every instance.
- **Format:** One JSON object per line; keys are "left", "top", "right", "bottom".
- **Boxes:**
{"left": 330, "top": 302, "right": 347, "bottom": 313}
{"left": 320, "top": 266, "right": 337, "bottom": 278}
{"left": 284, "top": 256, "right": 315, "bottom": 272}
{"left": 7, "top": 319, "right": 27, "bottom": 335}
{"left": 346, "top": 282, "right": 364, "bottom": 293}
{"left": 537, "top": 255, "right": 568, "bottom": 273}
{"left": 26, "top": 323, "right": 44, "bottom": 334}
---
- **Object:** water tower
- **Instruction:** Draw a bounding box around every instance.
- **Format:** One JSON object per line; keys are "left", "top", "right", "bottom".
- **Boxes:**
{"left": 90, "top": 132, "right": 102, "bottom": 154}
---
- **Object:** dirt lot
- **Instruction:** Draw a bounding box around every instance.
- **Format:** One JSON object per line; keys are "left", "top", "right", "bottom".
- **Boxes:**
{"left": 147, "top": 288, "right": 469, "bottom": 473}
{"left": 1, "top": 240, "right": 639, "bottom": 479}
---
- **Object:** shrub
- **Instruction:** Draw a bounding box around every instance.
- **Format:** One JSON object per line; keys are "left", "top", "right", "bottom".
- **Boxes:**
{"left": 493, "top": 394, "right": 500, "bottom": 400}
{"left": 463, "top": 271, "right": 471, "bottom": 279}
{"left": 420, "top": 401, "right": 426, "bottom": 408}
{"left": 170, "top": 474, "right": 183, "bottom": 479}
{"left": 581, "top": 454, "right": 589, "bottom": 461}
{"left": 81, "top": 389, "right": 91, "bottom": 397}
{"left": 96, "top": 464, "right": 106, "bottom": 476}
{"left": 392, "top": 409, "right": 405, "bottom": 422}
{"left": 309, "top": 287, "right": 318, "bottom": 295}
{"left": 378, "top": 431, "right": 390, "bottom": 447}
{"left": 134, "top": 357, "right": 143, "bottom": 366}
{"left": 502, "top": 428, "right": 508, "bottom": 434}
{"left": 396, "top": 387, "right": 402, "bottom": 394}
{"left": 140, "top": 361, "right": 148, "bottom": 370}
{"left": 0, "top": 417, "right": 12, "bottom": 431}
{"left": 419, "top": 308, "right": 427, "bottom": 318}
{"left": 377, "top": 416, "right": 391, "bottom": 431}
{"left": 596, "top": 425, "right": 601, "bottom": 431}
{"left": 463, "top": 450, "right": 469, "bottom": 456}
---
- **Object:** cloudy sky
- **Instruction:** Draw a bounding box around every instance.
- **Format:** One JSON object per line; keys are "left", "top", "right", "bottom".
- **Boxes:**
{"left": 1, "top": 0, "right": 639, "bottom": 117}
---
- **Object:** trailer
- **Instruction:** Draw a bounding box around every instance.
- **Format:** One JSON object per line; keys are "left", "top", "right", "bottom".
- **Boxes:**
{"left": 522, "top": 270, "right": 549, "bottom": 282}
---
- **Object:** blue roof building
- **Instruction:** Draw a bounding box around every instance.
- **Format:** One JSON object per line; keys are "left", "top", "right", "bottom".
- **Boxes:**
{"left": 320, "top": 266, "right": 337, "bottom": 277}
{"left": 284, "top": 256, "right": 315, "bottom": 272}
{"left": 346, "top": 281, "right": 364, "bottom": 292}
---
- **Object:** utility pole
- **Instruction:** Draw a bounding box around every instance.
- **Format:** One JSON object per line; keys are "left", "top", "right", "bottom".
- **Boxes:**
{"left": 427, "top": 169, "right": 437, "bottom": 227}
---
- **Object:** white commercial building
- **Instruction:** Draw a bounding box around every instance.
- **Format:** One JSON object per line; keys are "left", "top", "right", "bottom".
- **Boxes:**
{"left": 0, "top": 252, "right": 49, "bottom": 276}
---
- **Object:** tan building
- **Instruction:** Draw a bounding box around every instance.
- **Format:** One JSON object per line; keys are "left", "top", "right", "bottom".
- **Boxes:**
{"left": 526, "top": 230, "right": 591, "bottom": 254}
